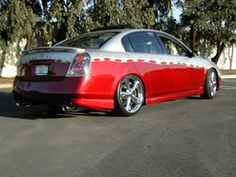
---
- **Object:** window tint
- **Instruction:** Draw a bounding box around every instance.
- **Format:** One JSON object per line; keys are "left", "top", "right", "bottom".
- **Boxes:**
{"left": 55, "top": 32, "right": 118, "bottom": 49}
{"left": 159, "top": 36, "right": 189, "bottom": 56}
{"left": 122, "top": 37, "right": 134, "bottom": 52}
{"left": 123, "top": 32, "right": 164, "bottom": 54}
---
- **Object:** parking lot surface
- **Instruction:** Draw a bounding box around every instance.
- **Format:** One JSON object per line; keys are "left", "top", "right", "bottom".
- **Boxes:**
{"left": 0, "top": 79, "right": 235, "bottom": 177}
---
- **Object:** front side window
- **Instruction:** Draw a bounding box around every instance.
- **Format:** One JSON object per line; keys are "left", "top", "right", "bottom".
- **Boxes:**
{"left": 122, "top": 32, "right": 164, "bottom": 54}
{"left": 159, "top": 36, "right": 189, "bottom": 56}
{"left": 55, "top": 32, "right": 118, "bottom": 49}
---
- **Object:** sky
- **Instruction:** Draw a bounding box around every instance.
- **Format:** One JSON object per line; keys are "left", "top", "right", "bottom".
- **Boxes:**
{"left": 173, "top": 3, "right": 182, "bottom": 22}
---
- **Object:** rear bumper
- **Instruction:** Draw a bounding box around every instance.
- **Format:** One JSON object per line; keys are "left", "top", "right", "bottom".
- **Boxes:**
{"left": 13, "top": 90, "right": 75, "bottom": 106}
{"left": 13, "top": 76, "right": 114, "bottom": 109}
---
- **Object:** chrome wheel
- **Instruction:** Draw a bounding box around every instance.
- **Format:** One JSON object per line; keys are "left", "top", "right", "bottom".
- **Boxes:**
{"left": 117, "top": 75, "right": 144, "bottom": 115}
{"left": 209, "top": 71, "right": 217, "bottom": 97}
{"left": 201, "top": 69, "right": 218, "bottom": 99}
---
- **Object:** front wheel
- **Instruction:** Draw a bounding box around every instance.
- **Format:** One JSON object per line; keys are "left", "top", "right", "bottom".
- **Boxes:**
{"left": 201, "top": 69, "right": 217, "bottom": 99}
{"left": 114, "top": 75, "right": 144, "bottom": 116}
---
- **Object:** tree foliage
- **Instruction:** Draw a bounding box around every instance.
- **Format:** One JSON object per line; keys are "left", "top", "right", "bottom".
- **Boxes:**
{"left": 0, "top": 0, "right": 36, "bottom": 45}
{"left": 88, "top": 0, "right": 155, "bottom": 29}
{"left": 0, "top": 0, "right": 37, "bottom": 67}
{"left": 0, "top": 0, "right": 158, "bottom": 50}
{"left": 1, "top": 0, "right": 235, "bottom": 68}
{"left": 148, "top": 0, "right": 172, "bottom": 19}
{"left": 177, "top": 0, "right": 236, "bottom": 63}
{"left": 0, "top": 0, "right": 159, "bottom": 68}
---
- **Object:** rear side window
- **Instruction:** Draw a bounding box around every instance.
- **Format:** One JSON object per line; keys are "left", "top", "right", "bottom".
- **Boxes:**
{"left": 122, "top": 37, "right": 135, "bottom": 52}
{"left": 122, "top": 32, "right": 164, "bottom": 54}
{"left": 159, "top": 36, "right": 189, "bottom": 56}
{"left": 55, "top": 32, "right": 118, "bottom": 49}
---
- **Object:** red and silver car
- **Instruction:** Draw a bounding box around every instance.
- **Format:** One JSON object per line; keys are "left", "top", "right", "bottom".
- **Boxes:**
{"left": 13, "top": 28, "right": 221, "bottom": 116}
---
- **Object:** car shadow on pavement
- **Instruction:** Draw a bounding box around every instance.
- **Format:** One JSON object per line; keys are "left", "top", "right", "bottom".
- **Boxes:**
{"left": 0, "top": 91, "right": 115, "bottom": 120}
{"left": 188, "top": 96, "right": 202, "bottom": 100}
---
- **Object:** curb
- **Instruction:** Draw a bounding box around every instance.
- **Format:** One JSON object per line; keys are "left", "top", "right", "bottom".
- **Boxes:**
{"left": 0, "top": 75, "right": 235, "bottom": 89}
{"left": 0, "top": 84, "right": 12, "bottom": 89}
{"left": 221, "top": 75, "right": 236, "bottom": 79}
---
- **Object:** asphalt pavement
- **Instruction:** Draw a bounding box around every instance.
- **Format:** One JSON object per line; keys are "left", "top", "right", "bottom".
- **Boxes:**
{"left": 0, "top": 79, "right": 235, "bottom": 177}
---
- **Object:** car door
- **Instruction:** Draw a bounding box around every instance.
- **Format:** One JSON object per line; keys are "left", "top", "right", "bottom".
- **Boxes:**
{"left": 122, "top": 31, "right": 174, "bottom": 99}
{"left": 157, "top": 34, "right": 204, "bottom": 92}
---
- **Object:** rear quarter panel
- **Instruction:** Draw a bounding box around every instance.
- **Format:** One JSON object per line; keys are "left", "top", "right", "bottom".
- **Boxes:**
{"left": 196, "top": 57, "right": 221, "bottom": 90}
{"left": 86, "top": 50, "right": 138, "bottom": 100}
{"left": 87, "top": 51, "right": 173, "bottom": 104}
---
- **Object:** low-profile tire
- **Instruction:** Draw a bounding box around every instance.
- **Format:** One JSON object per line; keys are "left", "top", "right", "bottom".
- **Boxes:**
{"left": 201, "top": 69, "right": 217, "bottom": 99}
{"left": 114, "top": 75, "right": 144, "bottom": 116}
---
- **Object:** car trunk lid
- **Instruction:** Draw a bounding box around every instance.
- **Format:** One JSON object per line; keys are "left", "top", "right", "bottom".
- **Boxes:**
{"left": 19, "top": 47, "right": 84, "bottom": 81}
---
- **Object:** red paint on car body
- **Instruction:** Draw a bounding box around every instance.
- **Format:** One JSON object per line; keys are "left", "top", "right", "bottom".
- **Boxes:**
{"left": 13, "top": 57, "right": 220, "bottom": 110}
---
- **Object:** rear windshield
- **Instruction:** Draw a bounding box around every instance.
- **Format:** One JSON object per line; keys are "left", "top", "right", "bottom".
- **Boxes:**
{"left": 55, "top": 32, "right": 118, "bottom": 49}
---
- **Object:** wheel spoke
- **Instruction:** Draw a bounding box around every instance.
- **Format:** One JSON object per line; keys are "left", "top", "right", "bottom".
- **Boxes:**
{"left": 124, "top": 78, "right": 130, "bottom": 91}
{"left": 211, "top": 88, "right": 216, "bottom": 97}
{"left": 120, "top": 91, "right": 130, "bottom": 98}
{"left": 125, "top": 96, "right": 131, "bottom": 111}
{"left": 130, "top": 81, "right": 140, "bottom": 93}
{"left": 131, "top": 94, "right": 142, "bottom": 104}
{"left": 209, "top": 72, "right": 217, "bottom": 97}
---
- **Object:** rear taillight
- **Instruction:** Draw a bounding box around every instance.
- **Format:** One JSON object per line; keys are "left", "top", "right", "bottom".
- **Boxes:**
{"left": 66, "top": 53, "right": 91, "bottom": 77}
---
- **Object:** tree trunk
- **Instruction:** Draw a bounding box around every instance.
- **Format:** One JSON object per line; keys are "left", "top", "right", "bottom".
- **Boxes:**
{"left": 230, "top": 44, "right": 234, "bottom": 70}
{"left": 211, "top": 41, "right": 225, "bottom": 64}
{"left": 26, "top": 32, "right": 31, "bottom": 49}
{"left": 0, "top": 50, "right": 6, "bottom": 70}
{"left": 190, "top": 23, "right": 196, "bottom": 52}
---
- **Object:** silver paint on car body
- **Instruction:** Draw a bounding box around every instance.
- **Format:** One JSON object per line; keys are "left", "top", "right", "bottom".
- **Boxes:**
{"left": 20, "top": 47, "right": 85, "bottom": 65}
{"left": 18, "top": 29, "right": 221, "bottom": 78}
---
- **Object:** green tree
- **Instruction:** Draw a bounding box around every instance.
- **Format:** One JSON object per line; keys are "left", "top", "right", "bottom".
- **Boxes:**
{"left": 148, "top": 0, "right": 172, "bottom": 20}
{"left": 177, "top": 0, "right": 236, "bottom": 64}
{"left": 41, "top": 0, "right": 85, "bottom": 44}
{"left": 0, "top": 0, "right": 37, "bottom": 68}
{"left": 87, "top": 0, "right": 155, "bottom": 29}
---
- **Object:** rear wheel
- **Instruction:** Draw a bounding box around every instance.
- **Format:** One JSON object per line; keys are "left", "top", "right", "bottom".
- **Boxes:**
{"left": 114, "top": 75, "right": 144, "bottom": 116}
{"left": 201, "top": 69, "right": 217, "bottom": 99}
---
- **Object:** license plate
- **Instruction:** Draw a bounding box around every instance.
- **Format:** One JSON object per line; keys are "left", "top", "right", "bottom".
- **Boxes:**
{"left": 35, "top": 65, "right": 49, "bottom": 76}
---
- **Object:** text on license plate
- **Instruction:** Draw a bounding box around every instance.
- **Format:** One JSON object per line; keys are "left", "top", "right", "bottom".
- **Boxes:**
{"left": 35, "top": 65, "right": 49, "bottom": 76}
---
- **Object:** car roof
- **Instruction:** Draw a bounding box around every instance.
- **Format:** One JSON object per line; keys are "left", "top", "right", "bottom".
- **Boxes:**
{"left": 56, "top": 28, "right": 192, "bottom": 54}
{"left": 97, "top": 28, "right": 192, "bottom": 54}
{"left": 90, "top": 28, "right": 172, "bottom": 38}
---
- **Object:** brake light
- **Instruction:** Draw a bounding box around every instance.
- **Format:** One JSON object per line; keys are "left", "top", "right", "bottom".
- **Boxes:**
{"left": 75, "top": 55, "right": 85, "bottom": 62}
{"left": 66, "top": 53, "right": 91, "bottom": 77}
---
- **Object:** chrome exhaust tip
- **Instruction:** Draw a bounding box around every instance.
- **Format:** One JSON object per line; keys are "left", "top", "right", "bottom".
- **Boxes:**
{"left": 16, "top": 101, "right": 32, "bottom": 107}
{"left": 62, "top": 103, "right": 79, "bottom": 113}
{"left": 62, "top": 105, "right": 68, "bottom": 113}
